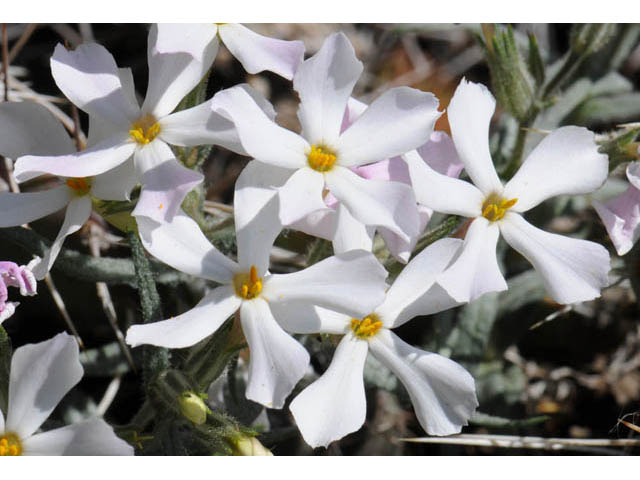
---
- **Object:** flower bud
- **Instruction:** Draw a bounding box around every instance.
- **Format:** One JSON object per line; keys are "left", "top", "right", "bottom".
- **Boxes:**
{"left": 570, "top": 24, "right": 616, "bottom": 57}
{"left": 481, "top": 24, "right": 535, "bottom": 122}
{"left": 232, "top": 435, "right": 273, "bottom": 456}
{"left": 179, "top": 391, "right": 210, "bottom": 425}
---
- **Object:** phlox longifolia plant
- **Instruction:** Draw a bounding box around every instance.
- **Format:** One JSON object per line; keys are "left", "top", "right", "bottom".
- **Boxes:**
{"left": 0, "top": 23, "right": 637, "bottom": 456}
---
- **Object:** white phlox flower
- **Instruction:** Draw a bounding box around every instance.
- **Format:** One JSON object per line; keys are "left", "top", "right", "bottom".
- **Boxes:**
{"left": 0, "top": 259, "right": 37, "bottom": 324}
{"left": 289, "top": 97, "right": 464, "bottom": 263}
{"left": 152, "top": 23, "right": 305, "bottom": 81}
{"left": 0, "top": 101, "right": 101, "bottom": 279}
{"left": 286, "top": 238, "right": 478, "bottom": 448}
{"left": 12, "top": 24, "right": 268, "bottom": 224}
{"left": 210, "top": 32, "right": 442, "bottom": 245}
{"left": 126, "top": 161, "right": 389, "bottom": 409}
{"left": 0, "top": 332, "right": 133, "bottom": 455}
{"left": 407, "top": 78, "right": 611, "bottom": 304}
{"left": 594, "top": 161, "right": 640, "bottom": 256}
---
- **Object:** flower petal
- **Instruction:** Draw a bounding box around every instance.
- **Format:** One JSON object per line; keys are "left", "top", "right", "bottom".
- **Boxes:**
{"left": 212, "top": 85, "right": 309, "bottom": 168}
{"left": 31, "top": 196, "right": 92, "bottom": 280}
{"left": 378, "top": 205, "right": 431, "bottom": 263}
{"left": 277, "top": 167, "right": 328, "bottom": 226}
{"left": 50, "top": 43, "right": 139, "bottom": 125}
{"left": 6, "top": 332, "right": 83, "bottom": 439}
{"left": 353, "top": 157, "right": 410, "bottom": 184}
{"left": 0, "top": 185, "right": 71, "bottom": 227}
{"left": 436, "top": 217, "right": 507, "bottom": 302}
{"left": 447, "top": 78, "right": 502, "bottom": 195}
{"left": 337, "top": 87, "right": 441, "bottom": 167}
{"left": 131, "top": 143, "right": 203, "bottom": 223}
{"left": 0, "top": 102, "right": 75, "bottom": 159}
{"left": 503, "top": 127, "right": 608, "bottom": 212}
{"left": 142, "top": 23, "right": 219, "bottom": 118}
{"left": 22, "top": 418, "right": 134, "bottom": 455}
{"left": 332, "top": 203, "right": 375, "bottom": 254}
{"left": 161, "top": 83, "right": 277, "bottom": 154}
{"left": 137, "top": 211, "right": 238, "bottom": 284}
{"left": 370, "top": 330, "right": 478, "bottom": 436}
{"left": 262, "top": 250, "right": 388, "bottom": 318}
{"left": 341, "top": 96, "right": 368, "bottom": 132}
{"left": 152, "top": 23, "right": 218, "bottom": 61}
{"left": 404, "top": 149, "right": 484, "bottom": 217}
{"left": 126, "top": 285, "right": 240, "bottom": 349}
{"left": 218, "top": 23, "right": 304, "bottom": 80}
{"left": 240, "top": 298, "right": 310, "bottom": 408}
{"left": 594, "top": 186, "right": 640, "bottom": 256}
{"left": 14, "top": 132, "right": 135, "bottom": 183}
{"left": 626, "top": 161, "right": 640, "bottom": 190}
{"left": 500, "top": 212, "right": 610, "bottom": 304}
{"left": 288, "top": 208, "right": 336, "bottom": 241}
{"left": 289, "top": 333, "right": 368, "bottom": 448}
{"left": 270, "top": 303, "right": 350, "bottom": 335}
{"left": 325, "top": 166, "right": 419, "bottom": 242}
{"left": 234, "top": 160, "right": 290, "bottom": 275}
{"left": 91, "top": 159, "right": 139, "bottom": 201}
{"left": 376, "top": 238, "right": 463, "bottom": 328}
{"left": 417, "top": 130, "right": 464, "bottom": 177}
{"left": 295, "top": 32, "right": 362, "bottom": 145}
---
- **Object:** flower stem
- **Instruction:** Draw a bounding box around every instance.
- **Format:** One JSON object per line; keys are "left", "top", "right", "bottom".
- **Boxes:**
{"left": 127, "top": 230, "right": 170, "bottom": 387}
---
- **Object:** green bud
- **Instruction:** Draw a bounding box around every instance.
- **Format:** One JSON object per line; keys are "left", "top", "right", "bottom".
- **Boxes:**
{"left": 232, "top": 436, "right": 273, "bottom": 456}
{"left": 179, "top": 391, "right": 211, "bottom": 425}
{"left": 480, "top": 24, "right": 535, "bottom": 122}
{"left": 570, "top": 24, "right": 616, "bottom": 56}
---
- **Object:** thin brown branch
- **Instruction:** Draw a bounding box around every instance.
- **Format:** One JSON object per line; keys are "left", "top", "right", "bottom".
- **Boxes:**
{"left": 2, "top": 24, "right": 9, "bottom": 102}
{"left": 44, "top": 274, "right": 85, "bottom": 349}
{"left": 88, "top": 222, "right": 136, "bottom": 373}
{"left": 8, "top": 23, "right": 38, "bottom": 63}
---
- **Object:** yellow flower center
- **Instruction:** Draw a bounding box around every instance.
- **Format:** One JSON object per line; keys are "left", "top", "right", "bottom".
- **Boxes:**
{"left": 65, "top": 177, "right": 92, "bottom": 196}
{"left": 307, "top": 145, "right": 337, "bottom": 172}
{"left": 0, "top": 433, "right": 22, "bottom": 456}
{"left": 350, "top": 314, "right": 383, "bottom": 339}
{"left": 129, "top": 114, "right": 161, "bottom": 145}
{"left": 481, "top": 193, "right": 518, "bottom": 222}
{"left": 233, "top": 265, "right": 263, "bottom": 300}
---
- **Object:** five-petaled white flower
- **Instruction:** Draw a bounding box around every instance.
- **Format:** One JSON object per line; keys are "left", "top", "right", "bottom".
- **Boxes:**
{"left": 153, "top": 23, "right": 305, "bottom": 80}
{"left": 211, "top": 32, "right": 441, "bottom": 245}
{"left": 290, "top": 97, "right": 464, "bottom": 263}
{"left": 287, "top": 238, "right": 478, "bottom": 448}
{"left": 13, "top": 24, "right": 265, "bottom": 224}
{"left": 594, "top": 161, "right": 640, "bottom": 256}
{"left": 0, "top": 101, "right": 113, "bottom": 279}
{"left": 126, "top": 161, "right": 388, "bottom": 409}
{"left": 0, "top": 332, "right": 133, "bottom": 455}
{"left": 407, "top": 78, "right": 611, "bottom": 304}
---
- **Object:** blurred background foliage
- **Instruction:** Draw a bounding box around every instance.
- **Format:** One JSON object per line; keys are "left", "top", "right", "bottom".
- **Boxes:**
{"left": 1, "top": 23, "right": 640, "bottom": 455}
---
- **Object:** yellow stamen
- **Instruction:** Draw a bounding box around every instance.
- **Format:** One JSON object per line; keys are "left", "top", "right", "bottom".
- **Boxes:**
{"left": 234, "top": 265, "right": 263, "bottom": 300}
{"left": 481, "top": 193, "right": 518, "bottom": 222}
{"left": 0, "top": 433, "right": 23, "bottom": 456}
{"left": 350, "top": 314, "right": 383, "bottom": 339}
{"left": 65, "top": 177, "right": 92, "bottom": 196}
{"left": 129, "top": 114, "right": 161, "bottom": 145}
{"left": 307, "top": 145, "right": 337, "bottom": 172}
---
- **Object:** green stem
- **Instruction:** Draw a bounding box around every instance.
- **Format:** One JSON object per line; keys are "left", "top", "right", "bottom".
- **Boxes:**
{"left": 128, "top": 230, "right": 170, "bottom": 387}
{"left": 501, "top": 118, "right": 534, "bottom": 181}
{"left": 0, "top": 325, "right": 11, "bottom": 414}
{"left": 541, "top": 51, "right": 584, "bottom": 100}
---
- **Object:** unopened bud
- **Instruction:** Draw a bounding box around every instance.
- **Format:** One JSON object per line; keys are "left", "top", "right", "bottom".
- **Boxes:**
{"left": 232, "top": 436, "right": 273, "bottom": 456}
{"left": 570, "top": 24, "right": 616, "bottom": 56}
{"left": 179, "top": 391, "right": 210, "bottom": 425}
